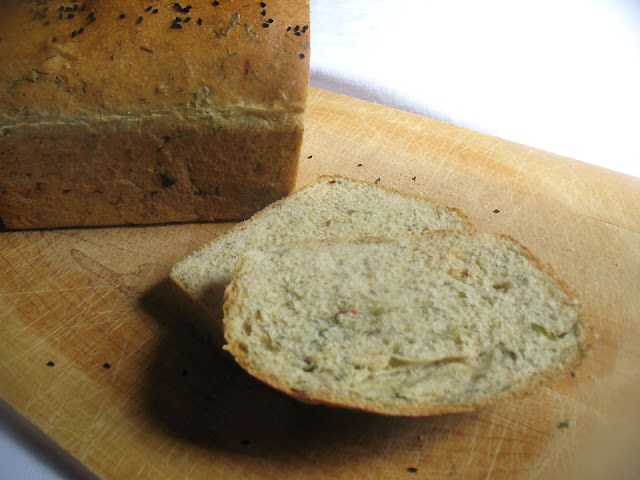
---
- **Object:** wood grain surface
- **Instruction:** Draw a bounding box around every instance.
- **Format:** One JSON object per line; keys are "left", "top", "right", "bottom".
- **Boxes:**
{"left": 1, "top": 87, "right": 639, "bottom": 480}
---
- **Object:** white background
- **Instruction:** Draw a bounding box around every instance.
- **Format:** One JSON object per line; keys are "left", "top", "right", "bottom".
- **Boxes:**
{"left": 310, "top": 0, "right": 640, "bottom": 178}
{"left": 1, "top": 1, "right": 639, "bottom": 479}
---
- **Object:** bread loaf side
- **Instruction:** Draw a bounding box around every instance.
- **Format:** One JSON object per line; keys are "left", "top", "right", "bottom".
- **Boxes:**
{"left": 223, "top": 232, "right": 588, "bottom": 416}
{"left": 0, "top": 1, "right": 309, "bottom": 228}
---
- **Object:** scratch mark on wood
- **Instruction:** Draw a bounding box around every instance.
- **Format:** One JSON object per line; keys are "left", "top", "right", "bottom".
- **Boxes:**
{"left": 7, "top": 310, "right": 51, "bottom": 342}
{"left": 462, "top": 415, "right": 481, "bottom": 470}
{"left": 484, "top": 416, "right": 510, "bottom": 479}
{"left": 0, "top": 286, "right": 98, "bottom": 298}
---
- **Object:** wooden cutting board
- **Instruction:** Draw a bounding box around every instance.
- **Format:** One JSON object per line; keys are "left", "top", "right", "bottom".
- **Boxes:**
{"left": 1, "top": 87, "right": 639, "bottom": 480}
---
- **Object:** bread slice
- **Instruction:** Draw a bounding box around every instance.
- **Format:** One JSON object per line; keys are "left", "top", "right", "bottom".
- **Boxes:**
{"left": 223, "top": 231, "right": 588, "bottom": 416}
{"left": 170, "top": 176, "right": 473, "bottom": 341}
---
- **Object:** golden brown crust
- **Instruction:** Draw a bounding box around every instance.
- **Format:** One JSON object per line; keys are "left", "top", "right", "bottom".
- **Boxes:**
{"left": 222, "top": 230, "right": 590, "bottom": 417}
{"left": 0, "top": 1, "right": 309, "bottom": 117}
{"left": 0, "top": 0, "right": 310, "bottom": 229}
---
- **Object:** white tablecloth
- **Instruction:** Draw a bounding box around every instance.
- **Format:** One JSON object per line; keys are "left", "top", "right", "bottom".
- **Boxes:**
{"left": 2, "top": 1, "right": 639, "bottom": 479}
{"left": 310, "top": 0, "right": 640, "bottom": 178}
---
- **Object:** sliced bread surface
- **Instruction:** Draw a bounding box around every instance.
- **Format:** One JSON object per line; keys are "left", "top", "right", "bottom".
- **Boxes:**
{"left": 170, "top": 176, "right": 472, "bottom": 330}
{"left": 223, "top": 231, "right": 588, "bottom": 416}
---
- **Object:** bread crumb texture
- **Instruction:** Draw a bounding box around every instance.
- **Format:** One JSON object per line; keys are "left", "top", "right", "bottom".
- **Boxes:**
{"left": 223, "top": 232, "right": 586, "bottom": 415}
{"left": 172, "top": 177, "right": 472, "bottom": 304}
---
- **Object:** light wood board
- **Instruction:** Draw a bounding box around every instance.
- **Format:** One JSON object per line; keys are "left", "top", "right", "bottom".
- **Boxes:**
{"left": 1, "top": 87, "right": 639, "bottom": 479}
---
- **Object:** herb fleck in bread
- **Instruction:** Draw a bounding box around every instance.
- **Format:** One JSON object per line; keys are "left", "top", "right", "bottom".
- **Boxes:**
{"left": 170, "top": 176, "right": 473, "bottom": 341}
{"left": 223, "top": 232, "right": 588, "bottom": 416}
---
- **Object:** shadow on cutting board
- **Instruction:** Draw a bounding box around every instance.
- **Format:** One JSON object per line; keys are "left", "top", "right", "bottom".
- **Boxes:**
{"left": 138, "top": 278, "right": 468, "bottom": 462}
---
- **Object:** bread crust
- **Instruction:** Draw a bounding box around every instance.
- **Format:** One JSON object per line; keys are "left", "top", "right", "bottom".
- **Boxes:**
{"left": 222, "top": 231, "right": 590, "bottom": 417}
{"left": 0, "top": 1, "right": 310, "bottom": 228}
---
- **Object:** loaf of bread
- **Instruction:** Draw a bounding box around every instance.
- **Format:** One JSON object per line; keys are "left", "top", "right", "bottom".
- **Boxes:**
{"left": 170, "top": 176, "right": 473, "bottom": 341}
{"left": 223, "top": 232, "right": 588, "bottom": 416}
{"left": 0, "top": 1, "right": 309, "bottom": 229}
